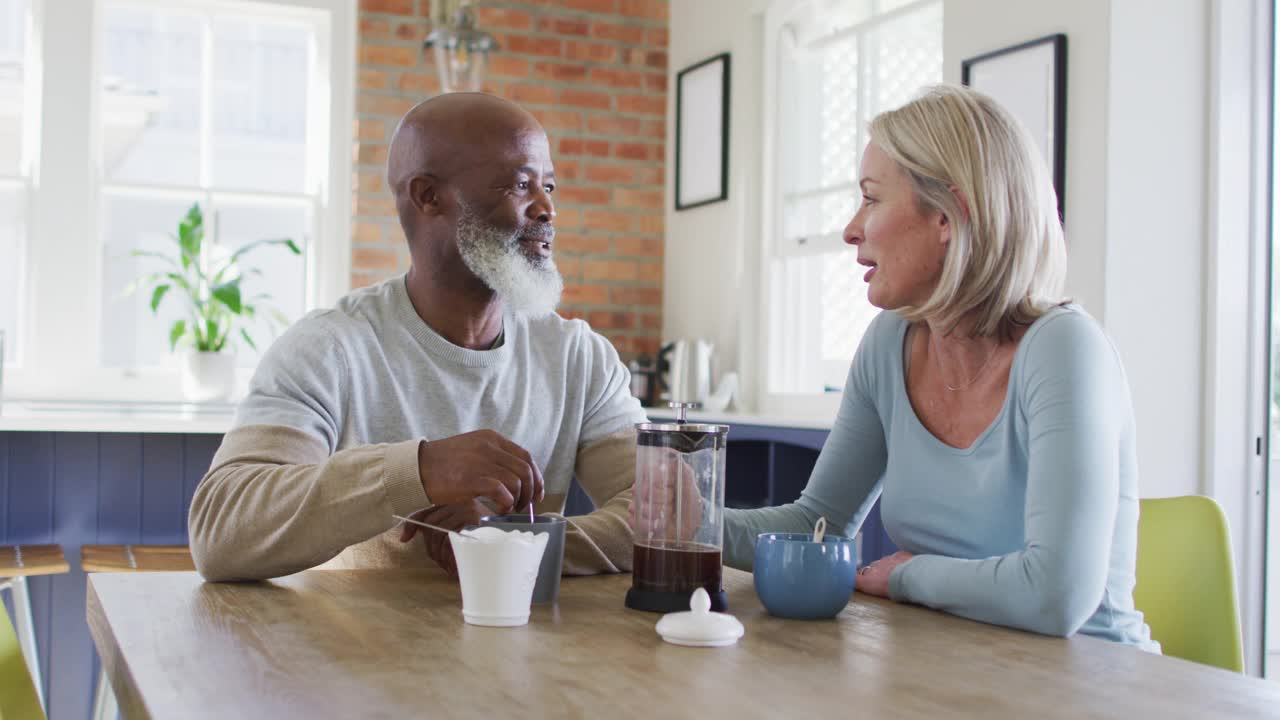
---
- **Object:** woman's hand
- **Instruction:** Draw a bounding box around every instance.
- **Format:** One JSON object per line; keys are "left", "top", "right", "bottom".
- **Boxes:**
{"left": 630, "top": 447, "right": 703, "bottom": 543}
{"left": 856, "top": 551, "right": 915, "bottom": 598}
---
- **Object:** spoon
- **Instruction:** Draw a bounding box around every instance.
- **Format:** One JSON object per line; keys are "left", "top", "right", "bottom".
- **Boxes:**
{"left": 395, "top": 505, "right": 535, "bottom": 535}
{"left": 393, "top": 514, "right": 458, "bottom": 536}
{"left": 813, "top": 516, "right": 827, "bottom": 544}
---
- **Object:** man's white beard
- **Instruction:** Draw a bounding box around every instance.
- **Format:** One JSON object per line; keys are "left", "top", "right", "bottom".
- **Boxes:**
{"left": 456, "top": 203, "right": 563, "bottom": 316}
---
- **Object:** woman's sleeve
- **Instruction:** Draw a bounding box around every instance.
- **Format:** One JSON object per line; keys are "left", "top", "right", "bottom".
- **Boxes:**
{"left": 722, "top": 315, "right": 892, "bottom": 570}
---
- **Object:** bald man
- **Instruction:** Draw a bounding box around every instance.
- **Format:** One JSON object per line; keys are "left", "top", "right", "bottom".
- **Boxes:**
{"left": 189, "top": 94, "right": 645, "bottom": 581}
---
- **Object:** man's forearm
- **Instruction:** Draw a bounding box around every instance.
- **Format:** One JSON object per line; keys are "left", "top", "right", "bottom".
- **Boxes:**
{"left": 550, "top": 430, "right": 637, "bottom": 575}
{"left": 189, "top": 424, "right": 428, "bottom": 581}
{"left": 552, "top": 488, "right": 634, "bottom": 574}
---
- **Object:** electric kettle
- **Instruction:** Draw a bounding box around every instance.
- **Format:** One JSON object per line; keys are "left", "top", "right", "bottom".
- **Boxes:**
{"left": 666, "top": 339, "right": 713, "bottom": 405}
{"left": 662, "top": 339, "right": 737, "bottom": 410}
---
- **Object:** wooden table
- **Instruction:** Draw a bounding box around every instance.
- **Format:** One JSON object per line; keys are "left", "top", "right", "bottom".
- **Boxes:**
{"left": 88, "top": 568, "right": 1280, "bottom": 719}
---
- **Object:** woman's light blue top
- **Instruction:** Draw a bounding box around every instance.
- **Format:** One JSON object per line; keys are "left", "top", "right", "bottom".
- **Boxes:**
{"left": 724, "top": 305, "right": 1157, "bottom": 650}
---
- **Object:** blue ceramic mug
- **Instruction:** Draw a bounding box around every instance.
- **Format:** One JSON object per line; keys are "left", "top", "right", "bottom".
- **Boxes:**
{"left": 753, "top": 532, "right": 857, "bottom": 619}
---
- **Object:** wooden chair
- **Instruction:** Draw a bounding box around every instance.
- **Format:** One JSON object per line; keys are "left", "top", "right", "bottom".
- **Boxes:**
{"left": 82, "top": 544, "right": 196, "bottom": 720}
{"left": 81, "top": 544, "right": 197, "bottom": 573}
{"left": 0, "top": 544, "right": 69, "bottom": 714}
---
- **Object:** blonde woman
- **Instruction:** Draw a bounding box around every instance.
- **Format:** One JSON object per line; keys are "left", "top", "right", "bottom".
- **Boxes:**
{"left": 723, "top": 85, "right": 1156, "bottom": 650}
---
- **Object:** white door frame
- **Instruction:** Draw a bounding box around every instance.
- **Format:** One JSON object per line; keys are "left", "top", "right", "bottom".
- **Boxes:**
{"left": 1204, "top": 0, "right": 1273, "bottom": 677}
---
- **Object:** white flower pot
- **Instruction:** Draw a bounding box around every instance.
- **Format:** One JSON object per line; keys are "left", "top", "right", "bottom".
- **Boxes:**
{"left": 180, "top": 350, "right": 236, "bottom": 402}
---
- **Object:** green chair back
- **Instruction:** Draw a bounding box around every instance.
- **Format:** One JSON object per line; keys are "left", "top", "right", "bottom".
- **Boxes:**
{"left": 1134, "top": 495, "right": 1244, "bottom": 672}
{"left": 0, "top": 601, "right": 44, "bottom": 720}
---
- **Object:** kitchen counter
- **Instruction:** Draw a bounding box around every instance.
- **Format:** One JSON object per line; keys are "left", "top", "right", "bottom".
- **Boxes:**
{"left": 0, "top": 399, "right": 236, "bottom": 434}
{"left": 640, "top": 406, "right": 835, "bottom": 430}
{"left": 0, "top": 400, "right": 836, "bottom": 434}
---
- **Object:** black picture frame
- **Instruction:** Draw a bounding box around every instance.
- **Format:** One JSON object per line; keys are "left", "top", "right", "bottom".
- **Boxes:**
{"left": 674, "top": 52, "right": 730, "bottom": 211}
{"left": 961, "top": 34, "right": 1067, "bottom": 219}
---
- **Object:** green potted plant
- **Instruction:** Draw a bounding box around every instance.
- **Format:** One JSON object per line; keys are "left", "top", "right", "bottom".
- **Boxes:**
{"left": 124, "top": 203, "right": 300, "bottom": 401}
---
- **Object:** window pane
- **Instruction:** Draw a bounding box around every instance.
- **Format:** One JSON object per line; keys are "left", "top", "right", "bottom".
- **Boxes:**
{"left": 213, "top": 202, "right": 309, "bottom": 366}
{"left": 0, "top": 186, "right": 24, "bottom": 363}
{"left": 100, "top": 194, "right": 202, "bottom": 368}
{"left": 770, "top": 2, "right": 937, "bottom": 395}
{"left": 876, "top": 0, "right": 924, "bottom": 15}
{"left": 101, "top": 5, "right": 203, "bottom": 186}
{"left": 874, "top": 3, "right": 943, "bottom": 113}
{"left": 0, "top": 0, "right": 27, "bottom": 177}
{"left": 778, "top": 2, "right": 941, "bottom": 251}
{"left": 93, "top": 4, "right": 325, "bottom": 386}
{"left": 211, "top": 19, "right": 311, "bottom": 193}
{"left": 767, "top": 249, "right": 879, "bottom": 394}
{"left": 819, "top": 249, "right": 879, "bottom": 388}
{"left": 0, "top": 0, "right": 23, "bottom": 60}
{"left": 782, "top": 190, "right": 856, "bottom": 247}
{"left": 100, "top": 197, "right": 309, "bottom": 369}
{"left": 779, "top": 31, "right": 859, "bottom": 246}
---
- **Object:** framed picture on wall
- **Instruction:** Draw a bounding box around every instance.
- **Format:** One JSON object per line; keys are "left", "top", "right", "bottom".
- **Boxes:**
{"left": 962, "top": 34, "right": 1067, "bottom": 219}
{"left": 675, "top": 52, "right": 730, "bottom": 210}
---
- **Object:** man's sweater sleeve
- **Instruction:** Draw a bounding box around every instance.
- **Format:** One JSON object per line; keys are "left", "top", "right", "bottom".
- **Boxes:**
{"left": 545, "top": 429, "right": 637, "bottom": 575}
{"left": 188, "top": 315, "right": 429, "bottom": 582}
{"left": 189, "top": 426, "right": 427, "bottom": 581}
{"left": 541, "top": 321, "right": 646, "bottom": 574}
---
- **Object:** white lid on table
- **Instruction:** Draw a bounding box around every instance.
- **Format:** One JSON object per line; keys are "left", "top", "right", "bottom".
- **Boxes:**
{"left": 655, "top": 588, "right": 745, "bottom": 647}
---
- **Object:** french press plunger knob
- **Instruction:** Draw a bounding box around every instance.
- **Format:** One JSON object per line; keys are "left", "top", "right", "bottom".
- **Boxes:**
{"left": 668, "top": 401, "right": 701, "bottom": 424}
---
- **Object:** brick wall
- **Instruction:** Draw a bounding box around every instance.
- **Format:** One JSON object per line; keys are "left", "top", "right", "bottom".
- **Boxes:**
{"left": 353, "top": 0, "right": 668, "bottom": 359}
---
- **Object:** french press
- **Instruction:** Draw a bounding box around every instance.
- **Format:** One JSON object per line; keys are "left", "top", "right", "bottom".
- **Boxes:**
{"left": 626, "top": 402, "right": 730, "bottom": 613}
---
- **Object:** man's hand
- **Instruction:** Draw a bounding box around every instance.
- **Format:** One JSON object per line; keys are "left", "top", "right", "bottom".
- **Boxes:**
{"left": 630, "top": 447, "right": 703, "bottom": 543}
{"left": 398, "top": 500, "right": 491, "bottom": 577}
{"left": 417, "top": 430, "right": 544, "bottom": 513}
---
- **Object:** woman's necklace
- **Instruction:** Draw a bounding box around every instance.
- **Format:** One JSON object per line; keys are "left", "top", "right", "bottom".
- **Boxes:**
{"left": 931, "top": 333, "right": 997, "bottom": 392}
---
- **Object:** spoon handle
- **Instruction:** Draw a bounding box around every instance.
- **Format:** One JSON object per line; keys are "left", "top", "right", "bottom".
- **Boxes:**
{"left": 393, "top": 514, "right": 456, "bottom": 535}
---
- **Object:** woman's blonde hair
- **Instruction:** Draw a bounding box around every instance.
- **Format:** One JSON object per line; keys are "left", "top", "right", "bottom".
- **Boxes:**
{"left": 867, "top": 84, "right": 1067, "bottom": 339}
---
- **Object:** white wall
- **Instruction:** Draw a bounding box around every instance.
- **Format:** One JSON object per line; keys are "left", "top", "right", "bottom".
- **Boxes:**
{"left": 1104, "top": 0, "right": 1210, "bottom": 501}
{"left": 942, "top": 0, "right": 1112, "bottom": 322}
{"left": 663, "top": 0, "right": 764, "bottom": 411}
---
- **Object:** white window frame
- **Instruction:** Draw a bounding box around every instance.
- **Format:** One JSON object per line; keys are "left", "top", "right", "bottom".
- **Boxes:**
{"left": 6, "top": 0, "right": 353, "bottom": 402}
{"left": 756, "top": 0, "right": 938, "bottom": 418}
{"left": 0, "top": 0, "right": 40, "bottom": 368}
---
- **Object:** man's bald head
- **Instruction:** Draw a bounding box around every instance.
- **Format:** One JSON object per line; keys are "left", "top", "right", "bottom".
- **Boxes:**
{"left": 385, "top": 93, "right": 561, "bottom": 315}
{"left": 387, "top": 92, "right": 546, "bottom": 199}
